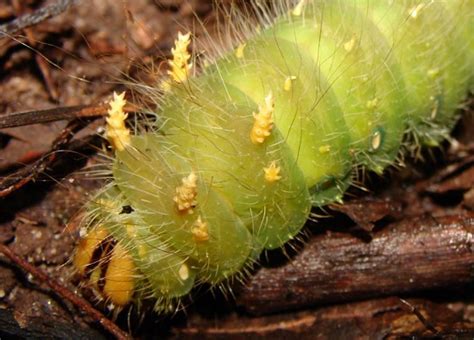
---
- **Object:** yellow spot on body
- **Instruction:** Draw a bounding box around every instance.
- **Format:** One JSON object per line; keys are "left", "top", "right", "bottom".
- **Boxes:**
{"left": 263, "top": 161, "right": 282, "bottom": 183}
{"left": 318, "top": 145, "right": 331, "bottom": 154}
{"left": 96, "top": 198, "right": 117, "bottom": 211}
{"left": 250, "top": 92, "right": 274, "bottom": 144}
{"left": 173, "top": 171, "right": 198, "bottom": 214}
{"left": 126, "top": 224, "right": 137, "bottom": 238}
{"left": 106, "top": 92, "right": 130, "bottom": 152}
{"left": 343, "top": 34, "right": 357, "bottom": 52}
{"left": 178, "top": 264, "right": 190, "bottom": 281}
{"left": 73, "top": 227, "right": 109, "bottom": 275}
{"left": 103, "top": 243, "right": 135, "bottom": 307}
{"left": 427, "top": 68, "right": 439, "bottom": 78}
{"left": 292, "top": 0, "right": 306, "bottom": 16}
{"left": 366, "top": 98, "right": 378, "bottom": 110}
{"left": 191, "top": 215, "right": 209, "bottom": 242}
{"left": 284, "top": 76, "right": 297, "bottom": 91}
{"left": 235, "top": 43, "right": 246, "bottom": 58}
{"left": 409, "top": 4, "right": 425, "bottom": 18}
{"left": 371, "top": 131, "right": 382, "bottom": 151}
{"left": 161, "top": 31, "right": 193, "bottom": 91}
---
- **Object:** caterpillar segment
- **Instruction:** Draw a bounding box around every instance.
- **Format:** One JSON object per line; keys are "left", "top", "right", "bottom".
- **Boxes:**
{"left": 74, "top": 0, "right": 473, "bottom": 310}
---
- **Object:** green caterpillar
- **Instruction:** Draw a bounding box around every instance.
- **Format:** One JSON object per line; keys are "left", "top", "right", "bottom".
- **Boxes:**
{"left": 73, "top": 0, "right": 473, "bottom": 312}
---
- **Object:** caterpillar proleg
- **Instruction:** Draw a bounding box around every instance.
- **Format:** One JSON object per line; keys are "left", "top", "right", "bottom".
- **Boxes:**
{"left": 73, "top": 0, "right": 473, "bottom": 313}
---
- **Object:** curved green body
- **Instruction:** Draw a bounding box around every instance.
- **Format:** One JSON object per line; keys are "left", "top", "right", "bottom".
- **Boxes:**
{"left": 88, "top": 0, "right": 473, "bottom": 309}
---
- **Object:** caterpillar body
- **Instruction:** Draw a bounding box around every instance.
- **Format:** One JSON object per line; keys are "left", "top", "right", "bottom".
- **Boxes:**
{"left": 73, "top": 0, "right": 473, "bottom": 312}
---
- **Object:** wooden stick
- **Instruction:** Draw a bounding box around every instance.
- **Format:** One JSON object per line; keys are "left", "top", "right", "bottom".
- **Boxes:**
{"left": 175, "top": 297, "right": 474, "bottom": 338}
{"left": 238, "top": 214, "right": 474, "bottom": 315}
{"left": 0, "top": 105, "right": 108, "bottom": 129}
{"left": 0, "top": 0, "right": 75, "bottom": 37}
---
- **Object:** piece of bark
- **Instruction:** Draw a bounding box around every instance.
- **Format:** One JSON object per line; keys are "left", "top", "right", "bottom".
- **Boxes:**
{"left": 238, "top": 213, "right": 474, "bottom": 315}
{"left": 173, "top": 297, "right": 474, "bottom": 339}
{"left": 329, "top": 196, "right": 402, "bottom": 232}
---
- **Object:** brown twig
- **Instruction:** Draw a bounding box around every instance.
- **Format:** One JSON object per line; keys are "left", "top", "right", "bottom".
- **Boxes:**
{"left": 0, "top": 118, "right": 94, "bottom": 197}
{"left": 0, "top": 243, "right": 131, "bottom": 340}
{"left": 0, "top": 103, "right": 141, "bottom": 129}
{"left": 0, "top": 0, "right": 75, "bottom": 37}
{"left": 0, "top": 104, "right": 108, "bottom": 129}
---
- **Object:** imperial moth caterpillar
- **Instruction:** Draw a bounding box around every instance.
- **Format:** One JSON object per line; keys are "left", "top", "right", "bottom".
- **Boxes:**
{"left": 73, "top": 0, "right": 473, "bottom": 314}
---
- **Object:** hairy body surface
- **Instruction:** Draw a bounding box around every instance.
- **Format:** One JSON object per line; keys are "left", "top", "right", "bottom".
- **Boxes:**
{"left": 74, "top": 0, "right": 473, "bottom": 312}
